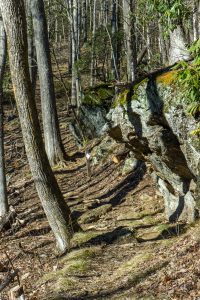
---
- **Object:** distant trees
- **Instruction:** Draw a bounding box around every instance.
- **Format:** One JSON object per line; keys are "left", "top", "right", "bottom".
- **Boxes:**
{"left": 0, "top": 12, "right": 7, "bottom": 218}
{"left": 0, "top": 0, "right": 80, "bottom": 253}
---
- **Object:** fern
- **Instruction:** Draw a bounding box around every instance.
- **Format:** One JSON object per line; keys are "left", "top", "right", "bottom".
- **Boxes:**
{"left": 187, "top": 102, "right": 200, "bottom": 116}
{"left": 175, "top": 38, "right": 200, "bottom": 118}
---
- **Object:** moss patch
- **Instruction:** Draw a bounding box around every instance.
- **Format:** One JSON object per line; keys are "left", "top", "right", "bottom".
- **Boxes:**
{"left": 113, "top": 78, "right": 148, "bottom": 107}
{"left": 79, "top": 204, "right": 112, "bottom": 224}
{"left": 114, "top": 252, "right": 154, "bottom": 278}
{"left": 61, "top": 247, "right": 99, "bottom": 263}
{"left": 82, "top": 84, "right": 115, "bottom": 107}
{"left": 38, "top": 247, "right": 101, "bottom": 292}
{"left": 71, "top": 230, "right": 102, "bottom": 247}
{"left": 156, "top": 70, "right": 178, "bottom": 85}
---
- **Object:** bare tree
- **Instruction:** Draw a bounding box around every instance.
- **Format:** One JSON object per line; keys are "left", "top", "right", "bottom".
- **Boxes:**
{"left": 122, "top": 0, "right": 137, "bottom": 82}
{"left": 0, "top": 0, "right": 81, "bottom": 253}
{"left": 30, "top": 0, "right": 66, "bottom": 166}
{"left": 0, "top": 12, "right": 7, "bottom": 218}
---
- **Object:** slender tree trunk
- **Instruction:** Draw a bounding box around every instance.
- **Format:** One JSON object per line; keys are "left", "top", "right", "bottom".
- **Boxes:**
{"left": 30, "top": 0, "right": 66, "bottom": 166}
{"left": 0, "top": 0, "right": 81, "bottom": 253}
{"left": 82, "top": 0, "right": 87, "bottom": 43}
{"left": 66, "top": 0, "right": 80, "bottom": 107}
{"left": 122, "top": 0, "right": 137, "bottom": 82}
{"left": 27, "top": 2, "right": 37, "bottom": 98}
{"left": 111, "top": 0, "right": 119, "bottom": 80}
{"left": 0, "top": 14, "right": 8, "bottom": 218}
{"left": 28, "top": 34, "right": 37, "bottom": 97}
{"left": 90, "top": 0, "right": 97, "bottom": 87}
{"left": 158, "top": 17, "right": 168, "bottom": 64}
{"left": 68, "top": 32, "right": 72, "bottom": 73}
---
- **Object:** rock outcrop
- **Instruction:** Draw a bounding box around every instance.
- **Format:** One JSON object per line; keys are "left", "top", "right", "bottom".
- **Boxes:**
{"left": 70, "top": 71, "right": 200, "bottom": 223}
{"left": 102, "top": 72, "right": 200, "bottom": 223}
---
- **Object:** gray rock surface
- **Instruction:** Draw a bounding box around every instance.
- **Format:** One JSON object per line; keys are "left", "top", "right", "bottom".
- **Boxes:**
{"left": 69, "top": 104, "right": 107, "bottom": 146}
{"left": 122, "top": 154, "right": 139, "bottom": 175}
{"left": 69, "top": 72, "right": 200, "bottom": 223}
{"left": 102, "top": 75, "right": 200, "bottom": 223}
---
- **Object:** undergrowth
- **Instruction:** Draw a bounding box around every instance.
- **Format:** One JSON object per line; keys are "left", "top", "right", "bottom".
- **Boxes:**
{"left": 175, "top": 39, "right": 200, "bottom": 117}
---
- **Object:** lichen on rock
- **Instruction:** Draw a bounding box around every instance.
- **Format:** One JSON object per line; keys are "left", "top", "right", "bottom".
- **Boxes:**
{"left": 69, "top": 71, "right": 200, "bottom": 223}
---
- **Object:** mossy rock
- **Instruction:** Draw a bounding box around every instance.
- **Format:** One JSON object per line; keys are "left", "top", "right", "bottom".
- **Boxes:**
{"left": 71, "top": 230, "right": 102, "bottom": 246}
{"left": 80, "top": 205, "right": 112, "bottom": 224}
{"left": 113, "top": 78, "right": 148, "bottom": 107}
{"left": 136, "top": 223, "right": 186, "bottom": 242}
{"left": 82, "top": 84, "right": 115, "bottom": 108}
{"left": 79, "top": 204, "right": 112, "bottom": 224}
{"left": 156, "top": 70, "right": 178, "bottom": 85}
{"left": 117, "top": 213, "right": 163, "bottom": 229}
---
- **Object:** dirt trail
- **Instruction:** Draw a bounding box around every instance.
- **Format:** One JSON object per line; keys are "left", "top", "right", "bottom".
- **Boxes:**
{"left": 1, "top": 93, "right": 200, "bottom": 300}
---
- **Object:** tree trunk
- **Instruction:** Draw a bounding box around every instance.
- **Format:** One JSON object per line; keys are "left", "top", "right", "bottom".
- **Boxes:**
{"left": 26, "top": 1, "right": 37, "bottom": 98}
{"left": 122, "top": 0, "right": 137, "bottom": 82}
{"left": 111, "top": 0, "right": 119, "bottom": 80}
{"left": 30, "top": 0, "right": 66, "bottom": 166}
{"left": 0, "top": 0, "right": 81, "bottom": 253}
{"left": 158, "top": 17, "right": 168, "bottom": 64}
{"left": 0, "top": 13, "right": 8, "bottom": 218}
{"left": 90, "top": 0, "right": 97, "bottom": 87}
{"left": 66, "top": 0, "right": 81, "bottom": 107}
{"left": 82, "top": 0, "right": 87, "bottom": 43}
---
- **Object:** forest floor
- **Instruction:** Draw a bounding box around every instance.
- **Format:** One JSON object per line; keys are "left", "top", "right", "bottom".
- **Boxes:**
{"left": 1, "top": 75, "right": 200, "bottom": 300}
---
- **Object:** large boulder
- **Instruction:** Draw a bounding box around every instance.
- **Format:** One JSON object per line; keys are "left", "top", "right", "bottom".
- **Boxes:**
{"left": 102, "top": 71, "right": 200, "bottom": 223}
{"left": 69, "top": 71, "right": 200, "bottom": 223}
{"left": 69, "top": 84, "right": 115, "bottom": 146}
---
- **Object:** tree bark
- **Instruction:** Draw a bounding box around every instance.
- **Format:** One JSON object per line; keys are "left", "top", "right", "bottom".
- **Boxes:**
{"left": 0, "top": 0, "right": 80, "bottom": 253}
{"left": 111, "top": 0, "right": 119, "bottom": 80}
{"left": 30, "top": 0, "right": 66, "bottom": 166}
{"left": 90, "top": 0, "right": 97, "bottom": 87}
{"left": 66, "top": 0, "right": 81, "bottom": 107}
{"left": 0, "top": 12, "right": 8, "bottom": 218}
{"left": 122, "top": 0, "right": 137, "bottom": 82}
{"left": 26, "top": 1, "right": 37, "bottom": 98}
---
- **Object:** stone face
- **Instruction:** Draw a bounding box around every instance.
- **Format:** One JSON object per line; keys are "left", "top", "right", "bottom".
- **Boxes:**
{"left": 69, "top": 71, "right": 200, "bottom": 223}
{"left": 102, "top": 76, "right": 200, "bottom": 223}
{"left": 69, "top": 104, "right": 108, "bottom": 146}
{"left": 122, "top": 155, "right": 139, "bottom": 175}
{"left": 91, "top": 136, "right": 118, "bottom": 165}
{"left": 169, "top": 26, "right": 190, "bottom": 64}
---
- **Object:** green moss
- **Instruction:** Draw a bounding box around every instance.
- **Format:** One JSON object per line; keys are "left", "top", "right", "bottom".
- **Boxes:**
{"left": 71, "top": 231, "right": 101, "bottom": 246}
{"left": 61, "top": 247, "right": 99, "bottom": 263}
{"left": 55, "top": 277, "right": 75, "bottom": 291}
{"left": 82, "top": 84, "right": 115, "bottom": 107}
{"left": 113, "top": 78, "right": 148, "bottom": 107}
{"left": 38, "top": 247, "right": 101, "bottom": 292}
{"left": 61, "top": 259, "right": 88, "bottom": 274}
{"left": 114, "top": 252, "right": 153, "bottom": 278}
{"left": 114, "top": 89, "right": 129, "bottom": 106}
{"left": 156, "top": 70, "right": 178, "bottom": 85}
